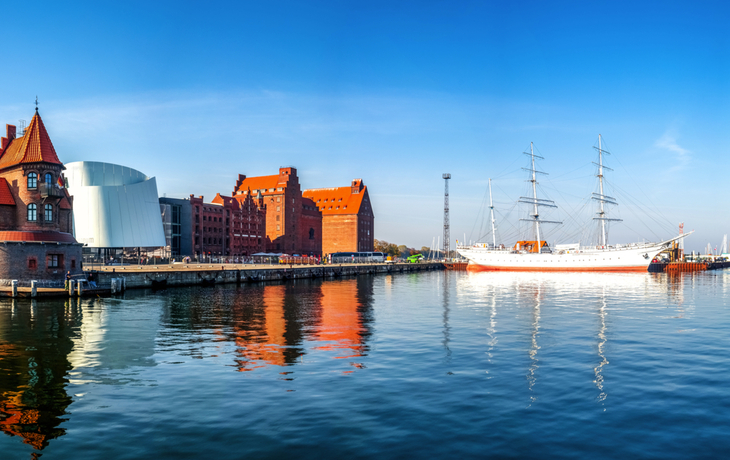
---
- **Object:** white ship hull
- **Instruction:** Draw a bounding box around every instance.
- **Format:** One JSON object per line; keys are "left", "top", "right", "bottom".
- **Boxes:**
{"left": 457, "top": 242, "right": 670, "bottom": 272}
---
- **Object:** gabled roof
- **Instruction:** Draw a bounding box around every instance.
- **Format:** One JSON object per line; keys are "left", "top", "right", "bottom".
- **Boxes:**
{"left": 0, "top": 110, "right": 62, "bottom": 170}
{"left": 0, "top": 178, "right": 15, "bottom": 205}
{"left": 302, "top": 186, "right": 368, "bottom": 216}
{"left": 234, "top": 175, "right": 284, "bottom": 195}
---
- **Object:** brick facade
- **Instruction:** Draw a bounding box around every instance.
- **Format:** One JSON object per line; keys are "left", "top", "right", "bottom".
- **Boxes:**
{"left": 303, "top": 179, "right": 375, "bottom": 255}
{"left": 190, "top": 190, "right": 266, "bottom": 259}
{"left": 187, "top": 170, "right": 374, "bottom": 258}
{"left": 233, "top": 167, "right": 322, "bottom": 255}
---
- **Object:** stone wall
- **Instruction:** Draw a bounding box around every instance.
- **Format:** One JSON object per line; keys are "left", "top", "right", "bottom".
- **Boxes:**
{"left": 0, "top": 241, "right": 83, "bottom": 286}
{"left": 92, "top": 262, "right": 444, "bottom": 290}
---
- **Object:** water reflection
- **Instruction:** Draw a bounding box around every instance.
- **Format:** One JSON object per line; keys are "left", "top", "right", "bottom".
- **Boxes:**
{"left": 0, "top": 299, "right": 80, "bottom": 451}
{"left": 458, "top": 271, "right": 696, "bottom": 405}
{"left": 217, "top": 278, "right": 374, "bottom": 372}
{"left": 525, "top": 282, "right": 542, "bottom": 405}
{"left": 594, "top": 286, "right": 609, "bottom": 403}
{"left": 442, "top": 273, "right": 451, "bottom": 363}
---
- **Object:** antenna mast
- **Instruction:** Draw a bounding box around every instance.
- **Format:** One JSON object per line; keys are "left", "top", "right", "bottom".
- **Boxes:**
{"left": 489, "top": 178, "right": 496, "bottom": 248}
{"left": 443, "top": 173, "right": 451, "bottom": 260}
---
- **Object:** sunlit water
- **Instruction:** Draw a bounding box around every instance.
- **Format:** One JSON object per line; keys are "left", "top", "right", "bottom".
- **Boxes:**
{"left": 1, "top": 271, "right": 730, "bottom": 459}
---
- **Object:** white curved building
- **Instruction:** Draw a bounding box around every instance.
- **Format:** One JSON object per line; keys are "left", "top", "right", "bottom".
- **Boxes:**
{"left": 65, "top": 161, "right": 165, "bottom": 248}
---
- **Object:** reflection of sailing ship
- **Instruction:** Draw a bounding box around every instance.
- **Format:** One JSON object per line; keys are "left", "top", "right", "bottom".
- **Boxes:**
{"left": 525, "top": 282, "right": 542, "bottom": 404}
{"left": 594, "top": 286, "right": 609, "bottom": 402}
{"left": 0, "top": 299, "right": 77, "bottom": 451}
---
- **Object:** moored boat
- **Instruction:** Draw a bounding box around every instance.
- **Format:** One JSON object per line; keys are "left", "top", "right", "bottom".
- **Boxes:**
{"left": 457, "top": 137, "right": 690, "bottom": 272}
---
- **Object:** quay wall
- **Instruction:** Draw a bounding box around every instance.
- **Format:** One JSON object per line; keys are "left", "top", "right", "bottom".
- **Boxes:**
{"left": 92, "top": 263, "right": 444, "bottom": 290}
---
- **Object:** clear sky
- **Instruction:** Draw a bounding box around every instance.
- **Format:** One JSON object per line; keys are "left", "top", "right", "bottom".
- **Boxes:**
{"left": 1, "top": 1, "right": 728, "bottom": 252}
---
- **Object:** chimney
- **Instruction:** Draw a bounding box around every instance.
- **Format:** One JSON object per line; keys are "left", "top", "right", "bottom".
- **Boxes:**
{"left": 2, "top": 124, "right": 16, "bottom": 150}
{"left": 351, "top": 179, "right": 363, "bottom": 194}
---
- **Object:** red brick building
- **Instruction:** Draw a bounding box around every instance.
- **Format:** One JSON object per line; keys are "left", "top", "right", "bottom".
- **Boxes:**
{"left": 303, "top": 179, "right": 375, "bottom": 255}
{"left": 0, "top": 109, "right": 82, "bottom": 284}
{"left": 233, "top": 167, "right": 322, "bottom": 255}
{"left": 190, "top": 189, "right": 266, "bottom": 260}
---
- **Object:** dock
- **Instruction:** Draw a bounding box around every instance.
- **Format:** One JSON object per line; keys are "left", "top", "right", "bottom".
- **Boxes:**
{"left": 0, "top": 262, "right": 445, "bottom": 298}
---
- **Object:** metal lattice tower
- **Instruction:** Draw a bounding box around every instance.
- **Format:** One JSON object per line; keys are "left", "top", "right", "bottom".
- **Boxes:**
{"left": 442, "top": 173, "right": 451, "bottom": 260}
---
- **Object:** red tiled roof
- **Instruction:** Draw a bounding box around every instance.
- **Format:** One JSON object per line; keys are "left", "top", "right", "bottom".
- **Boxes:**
{"left": 0, "top": 111, "right": 62, "bottom": 170}
{"left": 0, "top": 231, "right": 77, "bottom": 243}
{"left": 302, "top": 186, "right": 367, "bottom": 215}
{"left": 0, "top": 178, "right": 15, "bottom": 205}
{"left": 234, "top": 175, "right": 284, "bottom": 195}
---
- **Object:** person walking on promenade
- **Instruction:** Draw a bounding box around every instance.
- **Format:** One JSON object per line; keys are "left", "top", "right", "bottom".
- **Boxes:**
{"left": 65, "top": 271, "right": 71, "bottom": 290}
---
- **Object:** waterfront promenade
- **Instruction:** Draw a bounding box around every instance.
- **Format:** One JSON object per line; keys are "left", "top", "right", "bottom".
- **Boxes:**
{"left": 0, "top": 261, "right": 444, "bottom": 297}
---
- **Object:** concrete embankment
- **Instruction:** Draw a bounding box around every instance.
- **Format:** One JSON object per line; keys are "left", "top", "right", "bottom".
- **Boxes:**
{"left": 91, "top": 262, "right": 444, "bottom": 291}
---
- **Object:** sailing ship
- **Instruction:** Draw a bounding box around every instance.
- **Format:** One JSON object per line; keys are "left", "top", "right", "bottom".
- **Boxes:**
{"left": 457, "top": 136, "right": 690, "bottom": 272}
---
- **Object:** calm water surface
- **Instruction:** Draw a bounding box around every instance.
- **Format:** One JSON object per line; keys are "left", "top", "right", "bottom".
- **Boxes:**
{"left": 1, "top": 271, "right": 729, "bottom": 459}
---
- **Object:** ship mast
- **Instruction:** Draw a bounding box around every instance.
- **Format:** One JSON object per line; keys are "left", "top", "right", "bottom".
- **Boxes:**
{"left": 519, "top": 143, "right": 561, "bottom": 253}
{"left": 592, "top": 134, "right": 622, "bottom": 247}
{"left": 489, "top": 178, "right": 496, "bottom": 248}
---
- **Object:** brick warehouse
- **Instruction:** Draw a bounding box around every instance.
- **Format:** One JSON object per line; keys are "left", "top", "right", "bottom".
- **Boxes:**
{"left": 303, "top": 179, "right": 375, "bottom": 255}
{"left": 190, "top": 190, "right": 267, "bottom": 259}
{"left": 0, "top": 108, "right": 82, "bottom": 285}
{"left": 233, "top": 167, "right": 322, "bottom": 255}
{"left": 188, "top": 168, "right": 375, "bottom": 258}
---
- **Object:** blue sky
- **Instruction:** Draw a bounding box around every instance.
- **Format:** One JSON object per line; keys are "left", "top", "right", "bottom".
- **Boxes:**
{"left": 1, "top": 1, "right": 728, "bottom": 252}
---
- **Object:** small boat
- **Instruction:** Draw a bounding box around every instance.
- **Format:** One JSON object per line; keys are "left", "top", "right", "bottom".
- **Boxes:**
{"left": 457, "top": 137, "right": 690, "bottom": 272}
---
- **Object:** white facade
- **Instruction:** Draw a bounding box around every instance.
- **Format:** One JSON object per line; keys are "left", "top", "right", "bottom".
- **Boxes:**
{"left": 65, "top": 161, "right": 166, "bottom": 248}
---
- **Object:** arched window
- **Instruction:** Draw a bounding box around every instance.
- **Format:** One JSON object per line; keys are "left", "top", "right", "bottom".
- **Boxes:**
{"left": 45, "top": 173, "right": 53, "bottom": 185}
{"left": 27, "top": 203, "right": 37, "bottom": 221}
{"left": 45, "top": 204, "right": 53, "bottom": 222}
{"left": 27, "top": 173, "right": 37, "bottom": 189}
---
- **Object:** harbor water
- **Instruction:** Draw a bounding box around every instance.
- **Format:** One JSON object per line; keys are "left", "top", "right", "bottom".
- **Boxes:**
{"left": 1, "top": 270, "right": 729, "bottom": 458}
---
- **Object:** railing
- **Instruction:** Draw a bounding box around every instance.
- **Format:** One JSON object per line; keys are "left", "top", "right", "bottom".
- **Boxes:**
{"left": 39, "top": 183, "right": 63, "bottom": 198}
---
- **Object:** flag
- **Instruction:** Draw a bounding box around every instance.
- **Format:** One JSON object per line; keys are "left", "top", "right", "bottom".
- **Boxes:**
{"left": 57, "top": 175, "right": 64, "bottom": 188}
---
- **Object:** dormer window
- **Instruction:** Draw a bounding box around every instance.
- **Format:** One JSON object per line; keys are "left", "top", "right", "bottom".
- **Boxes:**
{"left": 27, "top": 173, "right": 37, "bottom": 190}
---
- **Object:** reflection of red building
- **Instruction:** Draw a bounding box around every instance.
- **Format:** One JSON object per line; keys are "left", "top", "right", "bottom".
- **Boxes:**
{"left": 233, "top": 285, "right": 288, "bottom": 371}
{"left": 314, "top": 279, "right": 367, "bottom": 359}
{"left": 230, "top": 280, "right": 370, "bottom": 371}
{"left": 0, "top": 307, "right": 74, "bottom": 451}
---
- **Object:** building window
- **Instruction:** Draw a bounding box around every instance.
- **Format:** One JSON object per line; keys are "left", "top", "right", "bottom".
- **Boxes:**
{"left": 27, "top": 173, "right": 37, "bottom": 189}
{"left": 71, "top": 259, "right": 76, "bottom": 269}
{"left": 45, "top": 173, "right": 53, "bottom": 185}
{"left": 276, "top": 215, "right": 280, "bottom": 221}
{"left": 276, "top": 197, "right": 280, "bottom": 202}
{"left": 309, "top": 228, "right": 314, "bottom": 240}
{"left": 45, "top": 204, "right": 53, "bottom": 222}
{"left": 48, "top": 254, "right": 59, "bottom": 268}
{"left": 276, "top": 225, "right": 280, "bottom": 230}
{"left": 28, "top": 258, "right": 37, "bottom": 269}
{"left": 27, "top": 204, "right": 37, "bottom": 221}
